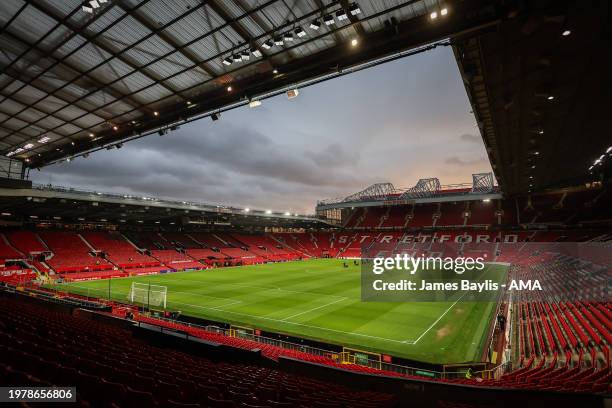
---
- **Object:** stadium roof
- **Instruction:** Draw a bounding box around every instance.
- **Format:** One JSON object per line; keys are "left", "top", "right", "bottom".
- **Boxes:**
{"left": 0, "top": 0, "right": 505, "bottom": 168}
{"left": 0, "top": 183, "right": 330, "bottom": 227}
{"left": 454, "top": 0, "right": 611, "bottom": 195}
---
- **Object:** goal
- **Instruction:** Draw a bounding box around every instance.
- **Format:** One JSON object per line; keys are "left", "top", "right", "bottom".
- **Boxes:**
{"left": 128, "top": 282, "right": 167, "bottom": 309}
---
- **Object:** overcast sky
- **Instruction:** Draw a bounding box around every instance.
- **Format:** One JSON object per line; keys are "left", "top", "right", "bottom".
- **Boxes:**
{"left": 31, "top": 46, "right": 491, "bottom": 214}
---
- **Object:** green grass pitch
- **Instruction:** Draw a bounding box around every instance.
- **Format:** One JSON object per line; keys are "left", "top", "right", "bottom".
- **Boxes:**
{"left": 48, "top": 259, "right": 506, "bottom": 364}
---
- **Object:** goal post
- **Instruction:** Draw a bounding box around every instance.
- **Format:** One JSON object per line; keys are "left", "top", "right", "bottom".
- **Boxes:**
{"left": 128, "top": 282, "right": 167, "bottom": 309}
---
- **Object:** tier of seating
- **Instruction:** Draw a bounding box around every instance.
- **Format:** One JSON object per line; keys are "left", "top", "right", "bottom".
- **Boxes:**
{"left": 5, "top": 231, "right": 47, "bottom": 254}
{"left": 0, "top": 235, "right": 22, "bottom": 260}
{"left": 81, "top": 232, "right": 164, "bottom": 272}
{"left": 0, "top": 294, "right": 396, "bottom": 407}
{"left": 0, "top": 266, "right": 35, "bottom": 285}
{"left": 150, "top": 249, "right": 204, "bottom": 270}
{"left": 339, "top": 188, "right": 611, "bottom": 229}
{"left": 38, "top": 231, "right": 113, "bottom": 275}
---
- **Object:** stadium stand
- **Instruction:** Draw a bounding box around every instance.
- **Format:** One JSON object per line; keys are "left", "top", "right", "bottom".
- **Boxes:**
{"left": 0, "top": 294, "right": 396, "bottom": 408}
{"left": 5, "top": 231, "right": 48, "bottom": 255}
{"left": 150, "top": 249, "right": 204, "bottom": 270}
{"left": 38, "top": 231, "right": 118, "bottom": 279}
{"left": 81, "top": 232, "right": 165, "bottom": 274}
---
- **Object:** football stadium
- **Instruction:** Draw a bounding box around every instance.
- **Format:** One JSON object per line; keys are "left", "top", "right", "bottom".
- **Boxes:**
{"left": 0, "top": 0, "right": 610, "bottom": 407}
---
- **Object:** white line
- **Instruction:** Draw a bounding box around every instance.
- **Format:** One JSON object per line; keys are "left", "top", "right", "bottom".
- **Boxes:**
{"left": 167, "top": 300, "right": 407, "bottom": 344}
{"left": 403, "top": 265, "right": 493, "bottom": 344}
{"left": 281, "top": 297, "right": 348, "bottom": 321}
{"left": 403, "top": 291, "right": 468, "bottom": 344}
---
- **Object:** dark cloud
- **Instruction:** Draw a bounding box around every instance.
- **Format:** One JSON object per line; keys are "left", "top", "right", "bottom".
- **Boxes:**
{"left": 32, "top": 47, "right": 491, "bottom": 213}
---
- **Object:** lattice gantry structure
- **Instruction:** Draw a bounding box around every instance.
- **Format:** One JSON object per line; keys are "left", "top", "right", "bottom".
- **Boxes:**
{"left": 342, "top": 183, "right": 396, "bottom": 203}
{"left": 399, "top": 178, "right": 441, "bottom": 199}
{"left": 471, "top": 172, "right": 494, "bottom": 193}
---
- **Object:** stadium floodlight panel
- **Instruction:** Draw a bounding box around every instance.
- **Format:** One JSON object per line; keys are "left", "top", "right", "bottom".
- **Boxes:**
{"left": 89, "top": 0, "right": 100, "bottom": 8}
{"left": 38, "top": 136, "right": 50, "bottom": 143}
{"left": 349, "top": 3, "right": 361, "bottom": 15}
{"left": 265, "top": 210, "right": 272, "bottom": 214}
{"left": 82, "top": 5, "right": 93, "bottom": 13}
{"left": 251, "top": 47, "right": 262, "bottom": 57}
{"left": 283, "top": 32, "right": 294, "bottom": 41}
{"left": 274, "top": 37, "right": 284, "bottom": 46}
{"left": 284, "top": 212, "right": 291, "bottom": 216}
{"left": 223, "top": 57, "right": 232, "bottom": 65}
{"left": 295, "top": 27, "right": 306, "bottom": 37}
{"left": 24, "top": 143, "right": 34, "bottom": 149}
{"left": 310, "top": 20, "right": 321, "bottom": 29}
{"left": 607, "top": 146, "right": 612, "bottom": 153}
{"left": 324, "top": 15, "right": 335, "bottom": 25}
{"left": 336, "top": 10, "right": 348, "bottom": 21}
{"left": 249, "top": 100, "right": 262, "bottom": 108}
{"left": 262, "top": 40, "right": 273, "bottom": 49}
{"left": 241, "top": 50, "right": 250, "bottom": 60}
{"left": 232, "top": 54, "right": 242, "bottom": 62}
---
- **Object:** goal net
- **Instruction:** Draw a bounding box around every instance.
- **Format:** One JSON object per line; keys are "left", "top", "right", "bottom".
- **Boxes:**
{"left": 128, "top": 282, "right": 167, "bottom": 308}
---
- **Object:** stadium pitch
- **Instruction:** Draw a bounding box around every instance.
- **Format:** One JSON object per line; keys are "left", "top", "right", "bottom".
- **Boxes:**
{"left": 49, "top": 259, "right": 506, "bottom": 364}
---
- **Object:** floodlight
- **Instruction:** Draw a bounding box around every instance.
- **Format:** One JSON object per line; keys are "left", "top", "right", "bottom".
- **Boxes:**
{"left": 336, "top": 10, "right": 348, "bottom": 21}
{"left": 249, "top": 100, "right": 262, "bottom": 108}
{"left": 283, "top": 32, "right": 294, "bottom": 42}
{"left": 295, "top": 27, "right": 306, "bottom": 37}
{"left": 349, "top": 3, "right": 361, "bottom": 15}
{"left": 244, "top": 208, "right": 250, "bottom": 212}
{"left": 310, "top": 20, "right": 321, "bottom": 30}
{"left": 241, "top": 50, "right": 250, "bottom": 60}
{"left": 482, "top": 199, "right": 491, "bottom": 202}
{"left": 440, "top": 8, "right": 448, "bottom": 16}
{"left": 274, "top": 37, "right": 284, "bottom": 46}
{"left": 232, "top": 54, "right": 242, "bottom": 62}
{"left": 265, "top": 210, "right": 272, "bottom": 214}
{"left": 24, "top": 143, "right": 34, "bottom": 149}
{"left": 287, "top": 89, "right": 299, "bottom": 99}
{"left": 223, "top": 57, "right": 232, "bottom": 65}
{"left": 323, "top": 15, "right": 335, "bottom": 25}
{"left": 262, "top": 40, "right": 273, "bottom": 49}
{"left": 89, "top": 1, "right": 100, "bottom": 9}
{"left": 562, "top": 30, "right": 571, "bottom": 36}
{"left": 284, "top": 212, "right": 291, "bottom": 216}
{"left": 350, "top": 38, "right": 358, "bottom": 47}
{"left": 82, "top": 5, "right": 93, "bottom": 13}
{"left": 226, "top": 85, "right": 232, "bottom": 92}
{"left": 430, "top": 11, "right": 438, "bottom": 19}
{"left": 606, "top": 146, "right": 612, "bottom": 153}
{"left": 251, "top": 47, "right": 262, "bottom": 57}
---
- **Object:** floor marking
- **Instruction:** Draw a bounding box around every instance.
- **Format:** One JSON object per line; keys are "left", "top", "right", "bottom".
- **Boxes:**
{"left": 280, "top": 297, "right": 348, "bottom": 321}
{"left": 166, "top": 300, "right": 407, "bottom": 344}
{"left": 402, "top": 291, "right": 468, "bottom": 344}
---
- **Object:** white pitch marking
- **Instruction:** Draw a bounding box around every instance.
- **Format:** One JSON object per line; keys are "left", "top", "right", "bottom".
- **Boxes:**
{"left": 280, "top": 297, "right": 348, "bottom": 321}
{"left": 167, "top": 300, "right": 407, "bottom": 344}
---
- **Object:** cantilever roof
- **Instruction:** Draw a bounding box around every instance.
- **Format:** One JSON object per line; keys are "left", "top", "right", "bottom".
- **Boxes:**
{"left": 0, "top": 0, "right": 503, "bottom": 168}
